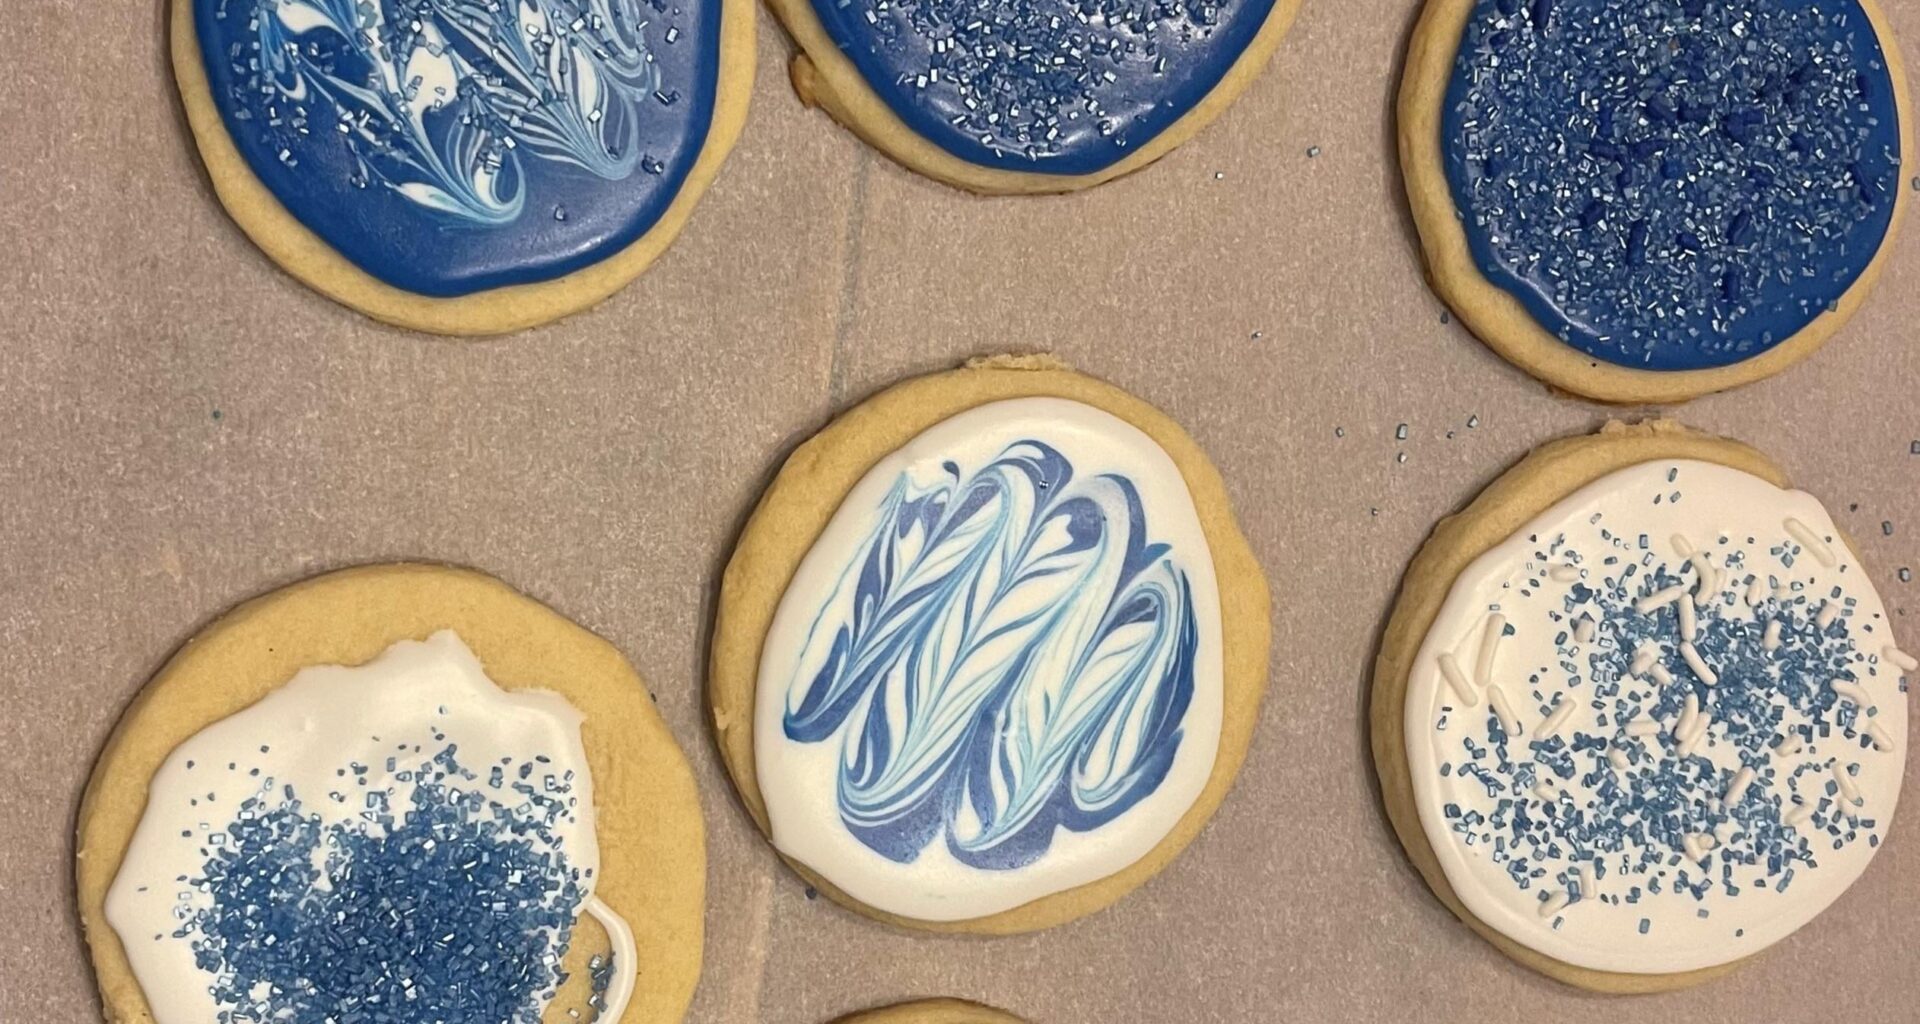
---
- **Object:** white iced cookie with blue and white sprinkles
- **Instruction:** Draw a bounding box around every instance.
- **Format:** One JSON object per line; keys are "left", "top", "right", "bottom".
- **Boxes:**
{"left": 1373, "top": 422, "right": 1910, "bottom": 991}
{"left": 78, "top": 565, "right": 705, "bottom": 1023}
{"left": 711, "top": 357, "right": 1270, "bottom": 932}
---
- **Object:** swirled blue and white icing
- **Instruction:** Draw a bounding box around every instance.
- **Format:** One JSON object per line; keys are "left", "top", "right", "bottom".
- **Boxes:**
{"left": 106, "top": 632, "right": 638, "bottom": 1024}
{"left": 1408, "top": 460, "right": 1909, "bottom": 974}
{"left": 195, "top": 0, "right": 722, "bottom": 294}
{"left": 756, "top": 398, "right": 1223, "bottom": 920}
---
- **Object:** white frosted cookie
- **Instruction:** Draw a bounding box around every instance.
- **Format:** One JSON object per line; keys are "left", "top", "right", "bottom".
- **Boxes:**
{"left": 710, "top": 356, "right": 1270, "bottom": 933}
{"left": 1373, "top": 422, "right": 1910, "bottom": 991}
{"left": 77, "top": 564, "right": 705, "bottom": 1023}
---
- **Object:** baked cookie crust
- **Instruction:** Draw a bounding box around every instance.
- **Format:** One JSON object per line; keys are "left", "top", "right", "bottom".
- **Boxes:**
{"left": 831, "top": 999, "right": 1026, "bottom": 1024}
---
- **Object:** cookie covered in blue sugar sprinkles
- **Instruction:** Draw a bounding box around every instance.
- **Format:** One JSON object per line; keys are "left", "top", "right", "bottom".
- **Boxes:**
{"left": 1401, "top": 0, "right": 1912, "bottom": 403}
{"left": 769, "top": 0, "right": 1303, "bottom": 192}
{"left": 77, "top": 564, "right": 704, "bottom": 1023}
{"left": 709, "top": 356, "right": 1270, "bottom": 931}
{"left": 171, "top": 0, "right": 753, "bottom": 334}
{"left": 1372, "top": 420, "right": 1911, "bottom": 992}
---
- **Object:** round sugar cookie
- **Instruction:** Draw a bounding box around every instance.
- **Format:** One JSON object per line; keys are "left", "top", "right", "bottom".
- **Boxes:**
{"left": 771, "top": 0, "right": 1303, "bottom": 193}
{"left": 709, "top": 355, "right": 1270, "bottom": 932}
{"left": 832, "top": 999, "right": 1026, "bottom": 1024}
{"left": 1371, "top": 421, "right": 1911, "bottom": 991}
{"left": 77, "top": 563, "right": 705, "bottom": 1023}
{"left": 172, "top": 0, "right": 754, "bottom": 335}
{"left": 1400, "top": 0, "right": 1912, "bottom": 403}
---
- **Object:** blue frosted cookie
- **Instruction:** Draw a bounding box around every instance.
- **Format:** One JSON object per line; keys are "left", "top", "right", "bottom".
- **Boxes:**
{"left": 172, "top": 0, "right": 754, "bottom": 333}
{"left": 1402, "top": 0, "right": 1911, "bottom": 402}
{"left": 769, "top": 0, "right": 1303, "bottom": 192}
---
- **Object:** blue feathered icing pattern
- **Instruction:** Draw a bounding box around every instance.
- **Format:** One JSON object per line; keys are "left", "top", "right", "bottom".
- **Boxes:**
{"left": 783, "top": 440, "right": 1199, "bottom": 870}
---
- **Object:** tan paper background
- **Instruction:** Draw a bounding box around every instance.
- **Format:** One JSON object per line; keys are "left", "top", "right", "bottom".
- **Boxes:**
{"left": 1, "top": 1, "right": 1915, "bottom": 1021}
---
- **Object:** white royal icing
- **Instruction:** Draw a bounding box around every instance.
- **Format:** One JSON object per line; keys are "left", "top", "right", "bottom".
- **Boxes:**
{"left": 756, "top": 397, "right": 1224, "bottom": 921}
{"left": 1408, "top": 459, "right": 1908, "bottom": 974}
{"left": 106, "top": 631, "right": 637, "bottom": 1024}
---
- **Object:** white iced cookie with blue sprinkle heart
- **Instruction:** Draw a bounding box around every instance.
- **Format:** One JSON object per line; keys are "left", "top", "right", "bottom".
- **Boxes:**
{"left": 77, "top": 564, "right": 706, "bottom": 1023}
{"left": 1372, "top": 421, "right": 1910, "bottom": 992}
{"left": 710, "top": 356, "right": 1271, "bottom": 932}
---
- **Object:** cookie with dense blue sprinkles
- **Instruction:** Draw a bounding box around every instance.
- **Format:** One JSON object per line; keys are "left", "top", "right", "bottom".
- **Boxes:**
{"left": 1401, "top": 0, "right": 1912, "bottom": 402}
{"left": 171, "top": 0, "right": 755, "bottom": 333}
{"left": 769, "top": 0, "right": 1303, "bottom": 192}
{"left": 709, "top": 355, "right": 1271, "bottom": 932}
{"left": 76, "top": 564, "right": 705, "bottom": 1023}
{"left": 1372, "top": 421, "right": 1910, "bottom": 991}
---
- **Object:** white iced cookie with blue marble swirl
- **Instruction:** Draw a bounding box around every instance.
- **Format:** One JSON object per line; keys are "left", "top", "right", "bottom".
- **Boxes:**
{"left": 710, "top": 356, "right": 1270, "bottom": 932}
{"left": 1372, "top": 421, "right": 1910, "bottom": 992}
{"left": 76, "top": 564, "right": 705, "bottom": 1023}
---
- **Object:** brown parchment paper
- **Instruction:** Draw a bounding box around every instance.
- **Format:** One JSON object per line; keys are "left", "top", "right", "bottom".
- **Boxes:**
{"left": 1, "top": 1, "right": 1916, "bottom": 1022}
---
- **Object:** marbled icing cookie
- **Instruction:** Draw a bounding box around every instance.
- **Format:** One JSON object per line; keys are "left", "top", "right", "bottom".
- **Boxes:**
{"left": 709, "top": 355, "right": 1270, "bottom": 931}
{"left": 1401, "top": 0, "right": 1912, "bottom": 403}
{"left": 769, "top": 0, "right": 1303, "bottom": 192}
{"left": 172, "top": 0, "right": 754, "bottom": 334}
{"left": 1372, "top": 421, "right": 1910, "bottom": 991}
{"left": 77, "top": 564, "right": 705, "bottom": 1023}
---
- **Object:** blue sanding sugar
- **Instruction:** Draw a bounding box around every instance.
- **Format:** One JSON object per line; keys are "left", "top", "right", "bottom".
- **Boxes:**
{"left": 1445, "top": 544, "right": 1884, "bottom": 907}
{"left": 1444, "top": 0, "right": 1901, "bottom": 371}
{"left": 180, "top": 748, "right": 587, "bottom": 1023}
{"left": 811, "top": 0, "right": 1275, "bottom": 173}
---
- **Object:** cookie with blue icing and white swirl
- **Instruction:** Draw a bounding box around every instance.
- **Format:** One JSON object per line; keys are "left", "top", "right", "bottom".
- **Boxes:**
{"left": 77, "top": 564, "right": 706, "bottom": 1023}
{"left": 1401, "top": 0, "right": 1912, "bottom": 403}
{"left": 1371, "top": 421, "right": 1911, "bottom": 990}
{"left": 171, "top": 0, "right": 753, "bottom": 333}
{"left": 710, "top": 355, "right": 1270, "bottom": 931}
{"left": 770, "top": 0, "right": 1302, "bottom": 192}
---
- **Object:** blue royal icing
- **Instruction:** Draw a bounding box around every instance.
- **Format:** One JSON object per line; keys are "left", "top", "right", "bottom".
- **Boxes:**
{"left": 782, "top": 439, "right": 1200, "bottom": 870}
{"left": 195, "top": 0, "right": 722, "bottom": 295}
{"left": 1443, "top": 0, "right": 1902, "bottom": 370}
{"left": 809, "top": 0, "right": 1280, "bottom": 175}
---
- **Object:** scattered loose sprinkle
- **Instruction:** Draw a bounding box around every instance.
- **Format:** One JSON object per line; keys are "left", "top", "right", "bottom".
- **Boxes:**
{"left": 1783, "top": 518, "right": 1837, "bottom": 569}
{"left": 1475, "top": 613, "right": 1506, "bottom": 688}
{"left": 1723, "top": 767, "right": 1755, "bottom": 806}
{"left": 1680, "top": 642, "right": 1717, "bottom": 686}
{"left": 1535, "top": 699, "right": 1577, "bottom": 739}
{"left": 1830, "top": 680, "right": 1873, "bottom": 709}
{"left": 1439, "top": 653, "right": 1478, "bottom": 706}
{"left": 1635, "top": 584, "right": 1688, "bottom": 614}
{"left": 1486, "top": 683, "right": 1522, "bottom": 736}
